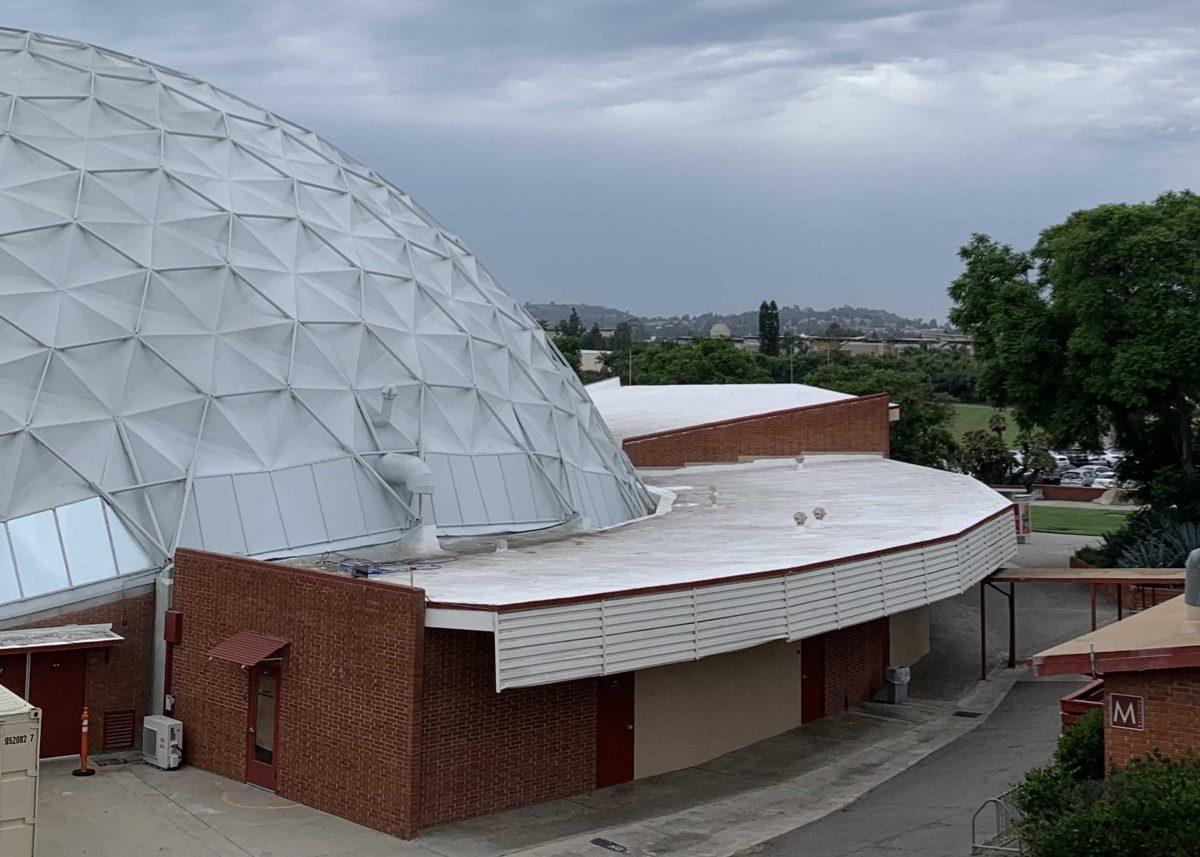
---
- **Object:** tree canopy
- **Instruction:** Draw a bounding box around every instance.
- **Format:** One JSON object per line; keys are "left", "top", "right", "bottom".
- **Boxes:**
{"left": 950, "top": 191, "right": 1200, "bottom": 511}
{"left": 600, "top": 338, "right": 771, "bottom": 385}
{"left": 758, "top": 300, "right": 780, "bottom": 356}
{"left": 805, "top": 362, "right": 957, "bottom": 468}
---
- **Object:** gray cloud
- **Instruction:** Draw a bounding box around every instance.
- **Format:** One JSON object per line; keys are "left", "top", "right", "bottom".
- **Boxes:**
{"left": 6, "top": 1, "right": 1200, "bottom": 318}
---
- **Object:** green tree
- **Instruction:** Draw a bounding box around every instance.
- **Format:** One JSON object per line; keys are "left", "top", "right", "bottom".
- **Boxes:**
{"left": 1014, "top": 429, "right": 1057, "bottom": 490}
{"left": 557, "top": 307, "right": 584, "bottom": 337}
{"left": 804, "top": 363, "right": 957, "bottom": 467}
{"left": 609, "top": 321, "right": 634, "bottom": 352}
{"left": 758, "top": 300, "right": 780, "bottom": 356}
{"left": 600, "top": 338, "right": 771, "bottom": 386}
{"left": 582, "top": 322, "right": 605, "bottom": 350}
{"left": 552, "top": 333, "right": 582, "bottom": 376}
{"left": 904, "top": 347, "right": 980, "bottom": 402}
{"left": 823, "top": 322, "right": 863, "bottom": 338}
{"left": 950, "top": 192, "right": 1200, "bottom": 513}
{"left": 956, "top": 428, "right": 1013, "bottom": 484}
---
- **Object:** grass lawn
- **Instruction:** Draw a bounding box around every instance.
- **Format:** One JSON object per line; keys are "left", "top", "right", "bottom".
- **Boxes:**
{"left": 950, "top": 403, "right": 1016, "bottom": 443}
{"left": 1030, "top": 505, "right": 1133, "bottom": 537}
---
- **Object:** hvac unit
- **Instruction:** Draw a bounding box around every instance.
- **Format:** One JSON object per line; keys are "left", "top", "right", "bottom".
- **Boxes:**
{"left": 142, "top": 715, "right": 183, "bottom": 770}
{"left": 0, "top": 684, "right": 39, "bottom": 857}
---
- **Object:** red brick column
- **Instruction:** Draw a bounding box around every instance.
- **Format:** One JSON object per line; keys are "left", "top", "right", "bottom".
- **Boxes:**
{"left": 823, "top": 617, "right": 889, "bottom": 716}
{"left": 420, "top": 628, "right": 597, "bottom": 828}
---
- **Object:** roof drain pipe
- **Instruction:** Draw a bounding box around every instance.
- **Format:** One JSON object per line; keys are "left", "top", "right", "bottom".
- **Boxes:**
{"left": 376, "top": 453, "right": 441, "bottom": 557}
{"left": 1186, "top": 548, "right": 1200, "bottom": 624}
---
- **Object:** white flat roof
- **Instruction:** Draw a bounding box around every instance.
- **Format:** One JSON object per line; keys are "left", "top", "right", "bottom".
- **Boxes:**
{"left": 295, "top": 455, "right": 1012, "bottom": 609}
{"left": 586, "top": 379, "right": 856, "bottom": 441}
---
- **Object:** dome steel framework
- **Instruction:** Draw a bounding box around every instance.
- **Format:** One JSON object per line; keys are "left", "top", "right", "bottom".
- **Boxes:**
{"left": 0, "top": 29, "right": 655, "bottom": 609}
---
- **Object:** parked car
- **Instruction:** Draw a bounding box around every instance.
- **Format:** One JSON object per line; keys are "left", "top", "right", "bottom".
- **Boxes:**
{"left": 1064, "top": 465, "right": 1115, "bottom": 487}
{"left": 1092, "top": 475, "right": 1119, "bottom": 489}
{"left": 1060, "top": 469, "right": 1086, "bottom": 486}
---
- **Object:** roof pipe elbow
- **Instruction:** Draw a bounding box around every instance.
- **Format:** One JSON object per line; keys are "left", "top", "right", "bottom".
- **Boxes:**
{"left": 376, "top": 452, "right": 436, "bottom": 495}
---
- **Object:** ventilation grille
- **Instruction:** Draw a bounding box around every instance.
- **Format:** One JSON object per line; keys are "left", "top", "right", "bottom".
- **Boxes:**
{"left": 103, "top": 709, "right": 136, "bottom": 751}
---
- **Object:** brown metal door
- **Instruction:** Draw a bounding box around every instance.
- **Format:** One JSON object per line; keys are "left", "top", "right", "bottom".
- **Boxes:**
{"left": 29, "top": 650, "right": 86, "bottom": 757}
{"left": 245, "top": 663, "right": 281, "bottom": 790}
{"left": 801, "top": 634, "right": 826, "bottom": 724}
{"left": 595, "top": 673, "right": 635, "bottom": 788}
{"left": 0, "top": 653, "right": 25, "bottom": 698}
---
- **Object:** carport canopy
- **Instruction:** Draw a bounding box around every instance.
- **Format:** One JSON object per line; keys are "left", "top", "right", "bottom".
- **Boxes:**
{"left": 980, "top": 567, "right": 1185, "bottom": 680}
{"left": 0, "top": 623, "right": 122, "bottom": 654}
{"left": 207, "top": 630, "right": 290, "bottom": 668}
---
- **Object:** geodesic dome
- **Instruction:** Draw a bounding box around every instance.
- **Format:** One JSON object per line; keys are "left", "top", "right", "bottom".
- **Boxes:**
{"left": 0, "top": 29, "right": 655, "bottom": 610}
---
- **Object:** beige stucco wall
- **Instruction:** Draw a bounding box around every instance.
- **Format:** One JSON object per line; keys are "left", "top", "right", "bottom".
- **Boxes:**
{"left": 633, "top": 640, "right": 801, "bottom": 779}
{"left": 889, "top": 605, "right": 930, "bottom": 666}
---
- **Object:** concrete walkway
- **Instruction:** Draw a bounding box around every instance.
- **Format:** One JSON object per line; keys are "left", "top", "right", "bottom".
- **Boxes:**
{"left": 431, "top": 672, "right": 1028, "bottom": 857}
{"left": 744, "top": 678, "right": 1077, "bottom": 857}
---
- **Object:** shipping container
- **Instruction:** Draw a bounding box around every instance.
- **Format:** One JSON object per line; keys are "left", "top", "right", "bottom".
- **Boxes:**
{"left": 0, "top": 683, "right": 39, "bottom": 856}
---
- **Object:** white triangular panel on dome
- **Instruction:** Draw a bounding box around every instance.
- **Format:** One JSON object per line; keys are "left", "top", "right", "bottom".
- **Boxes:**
{"left": 0, "top": 27, "right": 656, "bottom": 613}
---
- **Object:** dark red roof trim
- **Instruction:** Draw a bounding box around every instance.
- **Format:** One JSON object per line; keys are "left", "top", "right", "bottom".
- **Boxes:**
{"left": 1030, "top": 640, "right": 1200, "bottom": 677}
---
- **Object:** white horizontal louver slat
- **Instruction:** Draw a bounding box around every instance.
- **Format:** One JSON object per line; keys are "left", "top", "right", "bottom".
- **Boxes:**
{"left": 493, "top": 513, "right": 1018, "bottom": 689}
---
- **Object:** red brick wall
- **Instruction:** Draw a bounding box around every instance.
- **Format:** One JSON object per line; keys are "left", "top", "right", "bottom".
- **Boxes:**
{"left": 171, "top": 550, "right": 425, "bottom": 838}
{"left": 421, "top": 629, "right": 597, "bottom": 828}
{"left": 20, "top": 592, "right": 155, "bottom": 751}
{"left": 1103, "top": 669, "right": 1200, "bottom": 769}
{"left": 622, "top": 394, "right": 891, "bottom": 467}
{"left": 823, "top": 617, "right": 889, "bottom": 716}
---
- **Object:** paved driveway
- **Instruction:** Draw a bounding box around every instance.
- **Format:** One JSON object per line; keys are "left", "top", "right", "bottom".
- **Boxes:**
{"left": 745, "top": 679, "right": 1076, "bottom": 857}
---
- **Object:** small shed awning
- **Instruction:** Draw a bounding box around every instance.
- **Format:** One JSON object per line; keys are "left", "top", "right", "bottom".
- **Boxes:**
{"left": 206, "top": 631, "right": 290, "bottom": 668}
{"left": 0, "top": 624, "right": 122, "bottom": 654}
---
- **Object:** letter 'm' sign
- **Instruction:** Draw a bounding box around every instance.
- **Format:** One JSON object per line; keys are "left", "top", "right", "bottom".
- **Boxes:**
{"left": 1109, "top": 693, "right": 1145, "bottom": 731}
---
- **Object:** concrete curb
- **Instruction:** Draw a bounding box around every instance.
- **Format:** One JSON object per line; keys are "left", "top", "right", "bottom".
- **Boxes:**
{"left": 503, "top": 668, "right": 1031, "bottom": 857}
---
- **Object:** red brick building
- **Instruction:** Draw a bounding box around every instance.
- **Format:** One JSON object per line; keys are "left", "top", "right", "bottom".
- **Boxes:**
{"left": 1033, "top": 595, "right": 1200, "bottom": 769}
{"left": 159, "top": 385, "right": 1015, "bottom": 837}
{"left": 0, "top": 379, "right": 1017, "bottom": 840}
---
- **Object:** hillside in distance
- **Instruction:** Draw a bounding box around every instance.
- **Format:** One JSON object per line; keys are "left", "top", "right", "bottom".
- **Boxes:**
{"left": 524, "top": 302, "right": 637, "bottom": 327}
{"left": 525, "top": 301, "right": 936, "bottom": 337}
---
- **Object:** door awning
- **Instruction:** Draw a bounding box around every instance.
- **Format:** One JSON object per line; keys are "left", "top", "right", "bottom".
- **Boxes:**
{"left": 206, "top": 631, "right": 290, "bottom": 668}
{"left": 0, "top": 623, "right": 123, "bottom": 654}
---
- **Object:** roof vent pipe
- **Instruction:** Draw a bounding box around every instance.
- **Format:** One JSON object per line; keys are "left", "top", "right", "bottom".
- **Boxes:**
{"left": 373, "top": 386, "right": 399, "bottom": 428}
{"left": 1186, "top": 548, "right": 1200, "bottom": 621}
{"left": 376, "top": 453, "right": 435, "bottom": 495}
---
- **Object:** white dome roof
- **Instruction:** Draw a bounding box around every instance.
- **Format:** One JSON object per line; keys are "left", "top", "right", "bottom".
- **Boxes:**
{"left": 0, "top": 29, "right": 654, "bottom": 609}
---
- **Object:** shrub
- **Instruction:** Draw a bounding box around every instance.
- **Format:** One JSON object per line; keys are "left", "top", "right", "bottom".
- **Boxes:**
{"left": 1088, "top": 508, "right": 1200, "bottom": 569}
{"left": 1022, "top": 753, "right": 1200, "bottom": 857}
{"left": 1053, "top": 708, "right": 1104, "bottom": 781}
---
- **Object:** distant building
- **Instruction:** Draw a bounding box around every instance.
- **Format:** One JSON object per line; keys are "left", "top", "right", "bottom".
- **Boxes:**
{"left": 580, "top": 349, "right": 606, "bottom": 373}
{"left": 709, "top": 322, "right": 732, "bottom": 339}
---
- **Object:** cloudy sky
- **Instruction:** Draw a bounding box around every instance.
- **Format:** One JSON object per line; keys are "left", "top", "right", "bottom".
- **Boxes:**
{"left": 9, "top": 1, "right": 1200, "bottom": 320}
